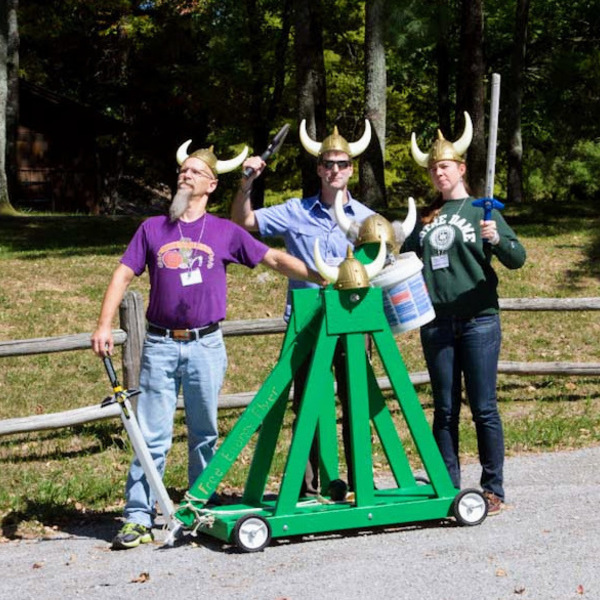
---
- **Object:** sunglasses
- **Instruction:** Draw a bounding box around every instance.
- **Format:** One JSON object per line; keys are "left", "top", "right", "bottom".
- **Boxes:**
{"left": 321, "top": 159, "right": 352, "bottom": 170}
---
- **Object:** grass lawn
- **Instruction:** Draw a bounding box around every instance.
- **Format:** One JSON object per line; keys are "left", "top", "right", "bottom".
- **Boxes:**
{"left": 0, "top": 198, "right": 599, "bottom": 538}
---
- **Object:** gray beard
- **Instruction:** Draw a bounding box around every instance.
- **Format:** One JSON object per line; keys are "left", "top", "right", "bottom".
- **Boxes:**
{"left": 169, "top": 188, "right": 192, "bottom": 222}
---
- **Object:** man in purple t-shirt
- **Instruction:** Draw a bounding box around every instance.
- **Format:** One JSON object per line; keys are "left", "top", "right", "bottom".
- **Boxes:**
{"left": 91, "top": 142, "right": 321, "bottom": 550}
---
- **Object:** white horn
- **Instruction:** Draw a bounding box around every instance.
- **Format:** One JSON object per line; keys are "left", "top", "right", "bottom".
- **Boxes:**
{"left": 299, "top": 119, "right": 322, "bottom": 157}
{"left": 453, "top": 111, "right": 473, "bottom": 157}
{"left": 177, "top": 139, "right": 192, "bottom": 165}
{"left": 364, "top": 238, "right": 387, "bottom": 280}
{"left": 347, "top": 120, "right": 372, "bottom": 157}
{"left": 333, "top": 189, "right": 354, "bottom": 232}
{"left": 410, "top": 132, "right": 429, "bottom": 168}
{"left": 313, "top": 239, "right": 339, "bottom": 283}
{"left": 215, "top": 146, "right": 249, "bottom": 174}
{"left": 401, "top": 196, "right": 417, "bottom": 238}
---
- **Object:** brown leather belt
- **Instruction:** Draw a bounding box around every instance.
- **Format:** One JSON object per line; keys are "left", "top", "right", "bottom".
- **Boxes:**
{"left": 147, "top": 322, "right": 219, "bottom": 341}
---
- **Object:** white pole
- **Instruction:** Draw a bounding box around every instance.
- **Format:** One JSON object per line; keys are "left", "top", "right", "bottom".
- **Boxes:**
{"left": 485, "top": 73, "right": 501, "bottom": 199}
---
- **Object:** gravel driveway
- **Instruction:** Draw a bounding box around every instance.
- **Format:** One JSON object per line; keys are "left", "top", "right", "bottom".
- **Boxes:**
{"left": 2, "top": 446, "right": 599, "bottom": 600}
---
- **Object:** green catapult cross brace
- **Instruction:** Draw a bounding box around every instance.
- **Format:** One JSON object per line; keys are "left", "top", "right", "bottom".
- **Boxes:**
{"left": 173, "top": 283, "right": 488, "bottom": 551}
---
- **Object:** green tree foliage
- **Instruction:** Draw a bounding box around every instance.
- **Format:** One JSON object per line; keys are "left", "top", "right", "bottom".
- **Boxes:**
{"left": 14, "top": 0, "right": 600, "bottom": 211}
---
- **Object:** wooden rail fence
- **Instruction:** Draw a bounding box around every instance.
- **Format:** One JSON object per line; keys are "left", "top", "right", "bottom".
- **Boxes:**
{"left": 1, "top": 292, "right": 599, "bottom": 437}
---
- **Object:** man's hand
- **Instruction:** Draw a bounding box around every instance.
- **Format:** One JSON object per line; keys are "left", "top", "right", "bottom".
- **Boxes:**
{"left": 308, "top": 269, "right": 329, "bottom": 287}
{"left": 91, "top": 325, "right": 114, "bottom": 358}
{"left": 240, "top": 156, "right": 266, "bottom": 186}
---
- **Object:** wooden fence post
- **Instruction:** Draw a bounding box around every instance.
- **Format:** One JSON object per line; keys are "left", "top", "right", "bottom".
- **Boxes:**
{"left": 119, "top": 290, "right": 145, "bottom": 392}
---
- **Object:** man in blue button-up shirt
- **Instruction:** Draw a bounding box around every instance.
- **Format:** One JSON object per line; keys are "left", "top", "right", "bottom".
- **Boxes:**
{"left": 231, "top": 122, "right": 374, "bottom": 497}
{"left": 232, "top": 140, "right": 373, "bottom": 317}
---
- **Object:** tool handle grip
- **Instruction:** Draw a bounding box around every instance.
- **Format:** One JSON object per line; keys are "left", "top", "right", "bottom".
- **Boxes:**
{"left": 482, "top": 201, "right": 493, "bottom": 221}
{"left": 102, "top": 356, "right": 120, "bottom": 389}
{"left": 242, "top": 144, "right": 278, "bottom": 178}
{"left": 242, "top": 124, "right": 290, "bottom": 178}
{"left": 242, "top": 166, "right": 253, "bottom": 178}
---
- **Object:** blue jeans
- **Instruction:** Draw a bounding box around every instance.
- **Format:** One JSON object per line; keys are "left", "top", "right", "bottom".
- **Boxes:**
{"left": 420, "top": 314, "right": 504, "bottom": 500}
{"left": 123, "top": 329, "right": 227, "bottom": 527}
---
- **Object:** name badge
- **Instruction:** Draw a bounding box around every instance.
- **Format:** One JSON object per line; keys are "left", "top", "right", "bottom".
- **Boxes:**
{"left": 181, "top": 268, "right": 203, "bottom": 286}
{"left": 431, "top": 254, "right": 449, "bottom": 270}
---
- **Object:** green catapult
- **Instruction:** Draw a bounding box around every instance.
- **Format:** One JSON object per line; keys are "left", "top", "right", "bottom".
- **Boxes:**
{"left": 172, "top": 271, "right": 488, "bottom": 552}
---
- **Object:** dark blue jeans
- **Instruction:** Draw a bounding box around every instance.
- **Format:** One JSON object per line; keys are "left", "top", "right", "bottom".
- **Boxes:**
{"left": 420, "top": 314, "right": 505, "bottom": 500}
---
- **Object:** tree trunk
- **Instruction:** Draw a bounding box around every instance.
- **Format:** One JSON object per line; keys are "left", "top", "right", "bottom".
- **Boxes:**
{"left": 457, "top": 0, "right": 486, "bottom": 197}
{"left": 435, "top": 0, "right": 452, "bottom": 135}
{"left": 0, "top": 0, "right": 16, "bottom": 216}
{"left": 293, "top": 0, "right": 326, "bottom": 198}
{"left": 5, "top": 0, "right": 17, "bottom": 203}
{"left": 245, "top": 0, "right": 292, "bottom": 209}
{"left": 245, "top": 0, "right": 268, "bottom": 209}
{"left": 360, "top": 0, "right": 387, "bottom": 209}
{"left": 506, "top": 0, "right": 530, "bottom": 204}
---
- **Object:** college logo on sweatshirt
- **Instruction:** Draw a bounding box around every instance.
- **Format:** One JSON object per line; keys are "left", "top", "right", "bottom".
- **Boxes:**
{"left": 420, "top": 213, "right": 477, "bottom": 251}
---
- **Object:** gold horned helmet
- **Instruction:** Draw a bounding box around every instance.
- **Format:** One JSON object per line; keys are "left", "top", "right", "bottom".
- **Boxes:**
{"left": 299, "top": 119, "right": 372, "bottom": 158}
{"left": 314, "top": 239, "right": 386, "bottom": 291}
{"left": 410, "top": 111, "right": 473, "bottom": 168}
{"left": 333, "top": 190, "right": 417, "bottom": 252}
{"left": 357, "top": 214, "right": 399, "bottom": 253}
{"left": 176, "top": 140, "right": 249, "bottom": 176}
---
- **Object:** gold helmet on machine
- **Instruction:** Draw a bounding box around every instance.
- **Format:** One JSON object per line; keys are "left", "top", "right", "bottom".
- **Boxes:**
{"left": 356, "top": 214, "right": 399, "bottom": 253}
{"left": 332, "top": 190, "right": 417, "bottom": 253}
{"left": 176, "top": 140, "right": 249, "bottom": 176}
{"left": 410, "top": 111, "right": 473, "bottom": 168}
{"left": 314, "top": 241, "right": 386, "bottom": 291}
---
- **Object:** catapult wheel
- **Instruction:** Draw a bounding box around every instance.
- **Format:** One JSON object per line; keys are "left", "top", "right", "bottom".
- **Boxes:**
{"left": 232, "top": 514, "right": 272, "bottom": 552}
{"left": 451, "top": 488, "right": 488, "bottom": 526}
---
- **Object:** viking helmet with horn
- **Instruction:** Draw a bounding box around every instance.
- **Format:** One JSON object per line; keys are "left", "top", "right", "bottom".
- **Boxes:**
{"left": 176, "top": 140, "right": 249, "bottom": 176}
{"left": 299, "top": 120, "right": 372, "bottom": 158}
{"left": 410, "top": 111, "right": 473, "bottom": 168}
{"left": 314, "top": 238, "right": 386, "bottom": 290}
{"left": 333, "top": 190, "right": 417, "bottom": 252}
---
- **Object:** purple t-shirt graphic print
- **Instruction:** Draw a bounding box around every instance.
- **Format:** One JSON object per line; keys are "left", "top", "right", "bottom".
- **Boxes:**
{"left": 121, "top": 214, "right": 269, "bottom": 329}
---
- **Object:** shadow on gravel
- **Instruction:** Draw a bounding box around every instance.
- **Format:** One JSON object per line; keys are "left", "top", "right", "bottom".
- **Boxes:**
{"left": 168, "top": 516, "right": 461, "bottom": 555}
{"left": 266, "top": 518, "right": 459, "bottom": 550}
{"left": 1, "top": 501, "right": 120, "bottom": 543}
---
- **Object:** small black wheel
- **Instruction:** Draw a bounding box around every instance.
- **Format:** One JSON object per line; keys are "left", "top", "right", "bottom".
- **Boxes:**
{"left": 232, "top": 515, "right": 272, "bottom": 552}
{"left": 415, "top": 475, "right": 430, "bottom": 485}
{"left": 451, "top": 488, "right": 488, "bottom": 526}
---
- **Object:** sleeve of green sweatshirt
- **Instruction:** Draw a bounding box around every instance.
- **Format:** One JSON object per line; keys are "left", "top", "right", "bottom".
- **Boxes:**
{"left": 491, "top": 212, "right": 526, "bottom": 269}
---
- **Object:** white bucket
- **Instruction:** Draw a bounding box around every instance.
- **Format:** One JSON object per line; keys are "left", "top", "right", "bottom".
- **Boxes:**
{"left": 370, "top": 251, "right": 435, "bottom": 334}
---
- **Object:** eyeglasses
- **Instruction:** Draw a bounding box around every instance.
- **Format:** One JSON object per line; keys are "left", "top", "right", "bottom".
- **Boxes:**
{"left": 321, "top": 159, "right": 352, "bottom": 170}
{"left": 177, "top": 166, "right": 215, "bottom": 179}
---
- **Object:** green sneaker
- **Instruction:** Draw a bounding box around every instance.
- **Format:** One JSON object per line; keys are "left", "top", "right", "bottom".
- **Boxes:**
{"left": 111, "top": 522, "right": 154, "bottom": 550}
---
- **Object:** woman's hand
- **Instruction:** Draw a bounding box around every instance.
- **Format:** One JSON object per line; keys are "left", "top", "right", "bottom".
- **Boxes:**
{"left": 480, "top": 220, "right": 500, "bottom": 245}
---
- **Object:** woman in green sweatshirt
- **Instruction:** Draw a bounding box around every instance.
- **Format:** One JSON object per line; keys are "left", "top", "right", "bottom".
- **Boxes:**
{"left": 404, "top": 112, "right": 526, "bottom": 516}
